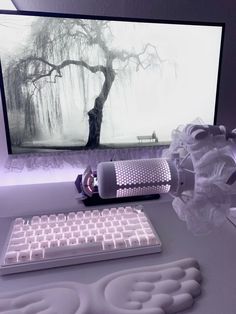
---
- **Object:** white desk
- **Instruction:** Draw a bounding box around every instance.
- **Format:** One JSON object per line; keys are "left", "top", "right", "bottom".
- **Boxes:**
{"left": 0, "top": 197, "right": 236, "bottom": 313}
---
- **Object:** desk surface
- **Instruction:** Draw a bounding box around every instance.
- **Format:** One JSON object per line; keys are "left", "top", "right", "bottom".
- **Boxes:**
{"left": 0, "top": 198, "right": 236, "bottom": 314}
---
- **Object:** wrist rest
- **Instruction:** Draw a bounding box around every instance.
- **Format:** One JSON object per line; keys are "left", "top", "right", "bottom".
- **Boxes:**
{"left": 0, "top": 257, "right": 201, "bottom": 314}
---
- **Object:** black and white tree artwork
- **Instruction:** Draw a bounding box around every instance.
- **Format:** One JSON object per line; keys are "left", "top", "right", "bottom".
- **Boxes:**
{"left": 0, "top": 15, "right": 222, "bottom": 153}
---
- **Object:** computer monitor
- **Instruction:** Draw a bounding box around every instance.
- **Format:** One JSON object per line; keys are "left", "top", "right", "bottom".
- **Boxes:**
{"left": 0, "top": 10, "right": 224, "bottom": 154}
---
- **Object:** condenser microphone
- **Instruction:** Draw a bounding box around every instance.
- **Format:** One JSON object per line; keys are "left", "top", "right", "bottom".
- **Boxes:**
{"left": 97, "top": 158, "right": 181, "bottom": 199}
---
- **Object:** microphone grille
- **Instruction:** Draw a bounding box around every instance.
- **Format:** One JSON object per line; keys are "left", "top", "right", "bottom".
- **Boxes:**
{"left": 97, "top": 158, "right": 174, "bottom": 199}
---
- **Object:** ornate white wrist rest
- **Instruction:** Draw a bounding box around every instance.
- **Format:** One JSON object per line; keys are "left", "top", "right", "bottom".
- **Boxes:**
{"left": 0, "top": 257, "right": 201, "bottom": 314}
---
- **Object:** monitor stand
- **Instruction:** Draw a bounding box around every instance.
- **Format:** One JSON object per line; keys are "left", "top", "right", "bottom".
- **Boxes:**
{"left": 81, "top": 193, "right": 160, "bottom": 206}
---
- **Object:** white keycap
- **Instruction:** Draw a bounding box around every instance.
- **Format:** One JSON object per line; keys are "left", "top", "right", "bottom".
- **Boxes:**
{"left": 116, "top": 226, "right": 124, "bottom": 232}
{"left": 87, "top": 236, "right": 96, "bottom": 243}
{"left": 123, "top": 231, "right": 135, "bottom": 238}
{"left": 58, "top": 214, "right": 66, "bottom": 221}
{"left": 90, "top": 229, "right": 98, "bottom": 236}
{"left": 112, "top": 221, "right": 120, "bottom": 226}
{"left": 44, "top": 228, "right": 51, "bottom": 235}
{"left": 40, "top": 223, "right": 48, "bottom": 229}
{"left": 88, "top": 223, "right": 95, "bottom": 229}
{"left": 82, "top": 230, "right": 89, "bottom": 237}
{"left": 64, "top": 232, "right": 72, "bottom": 239}
{"left": 96, "top": 222, "right": 103, "bottom": 228}
{"left": 73, "top": 231, "right": 80, "bottom": 238}
{"left": 36, "top": 235, "right": 44, "bottom": 242}
{"left": 35, "top": 229, "right": 43, "bottom": 236}
{"left": 103, "top": 240, "right": 115, "bottom": 250}
{"left": 92, "top": 210, "right": 100, "bottom": 217}
{"left": 107, "top": 227, "right": 115, "bottom": 233}
{"left": 25, "top": 230, "right": 34, "bottom": 237}
{"left": 140, "top": 217, "right": 148, "bottom": 223}
{"left": 104, "top": 221, "right": 112, "bottom": 227}
{"left": 99, "top": 228, "right": 106, "bottom": 234}
{"left": 53, "top": 227, "right": 60, "bottom": 234}
{"left": 136, "top": 229, "right": 145, "bottom": 236}
{"left": 129, "top": 236, "right": 140, "bottom": 247}
{"left": 12, "top": 225, "right": 21, "bottom": 232}
{"left": 59, "top": 239, "right": 67, "bottom": 247}
{"left": 125, "top": 224, "right": 142, "bottom": 230}
{"left": 124, "top": 206, "right": 133, "bottom": 213}
{"left": 68, "top": 212, "right": 76, "bottom": 220}
{"left": 145, "top": 228, "right": 153, "bottom": 234}
{"left": 14, "top": 218, "right": 24, "bottom": 225}
{"left": 31, "top": 249, "right": 43, "bottom": 260}
{"left": 31, "top": 216, "right": 40, "bottom": 224}
{"left": 101, "top": 208, "right": 110, "bottom": 216}
{"left": 49, "top": 215, "right": 57, "bottom": 222}
{"left": 41, "top": 215, "right": 48, "bottom": 223}
{"left": 69, "top": 238, "right": 77, "bottom": 245}
{"left": 55, "top": 233, "right": 63, "bottom": 240}
{"left": 46, "top": 234, "right": 54, "bottom": 241}
{"left": 124, "top": 213, "right": 137, "bottom": 219}
{"left": 4, "top": 252, "right": 17, "bottom": 264}
{"left": 91, "top": 218, "right": 98, "bottom": 223}
{"left": 22, "top": 225, "right": 30, "bottom": 231}
{"left": 44, "top": 242, "right": 102, "bottom": 258}
{"left": 71, "top": 225, "right": 78, "bottom": 232}
{"left": 12, "top": 231, "right": 24, "bottom": 239}
{"left": 66, "top": 220, "right": 74, "bottom": 226}
{"left": 30, "top": 242, "right": 39, "bottom": 250}
{"left": 104, "top": 234, "right": 112, "bottom": 240}
{"left": 50, "top": 240, "right": 58, "bottom": 248}
{"left": 114, "top": 233, "right": 121, "bottom": 239}
{"left": 18, "top": 251, "right": 30, "bottom": 262}
{"left": 115, "top": 239, "right": 126, "bottom": 249}
{"left": 117, "top": 207, "right": 125, "bottom": 213}
{"left": 49, "top": 222, "right": 56, "bottom": 228}
{"left": 31, "top": 224, "right": 39, "bottom": 230}
{"left": 76, "top": 212, "right": 84, "bottom": 218}
{"left": 110, "top": 208, "right": 117, "bottom": 214}
{"left": 139, "top": 235, "right": 148, "bottom": 246}
{"left": 62, "top": 226, "right": 69, "bottom": 233}
{"left": 40, "top": 241, "right": 49, "bottom": 249}
{"left": 8, "top": 243, "right": 29, "bottom": 252}
{"left": 96, "top": 235, "right": 104, "bottom": 242}
{"left": 10, "top": 238, "right": 25, "bottom": 245}
{"left": 78, "top": 237, "right": 86, "bottom": 244}
{"left": 147, "top": 234, "right": 158, "bottom": 245}
{"left": 107, "top": 216, "right": 114, "bottom": 221}
{"left": 26, "top": 236, "right": 35, "bottom": 244}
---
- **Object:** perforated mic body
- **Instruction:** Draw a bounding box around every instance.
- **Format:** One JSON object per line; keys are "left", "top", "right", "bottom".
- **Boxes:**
{"left": 97, "top": 158, "right": 178, "bottom": 199}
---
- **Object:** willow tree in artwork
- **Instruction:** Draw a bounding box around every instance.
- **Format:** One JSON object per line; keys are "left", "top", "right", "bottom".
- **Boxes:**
{"left": 10, "top": 18, "right": 161, "bottom": 148}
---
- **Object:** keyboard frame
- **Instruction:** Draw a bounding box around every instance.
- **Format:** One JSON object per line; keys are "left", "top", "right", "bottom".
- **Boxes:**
{"left": 0, "top": 208, "right": 162, "bottom": 275}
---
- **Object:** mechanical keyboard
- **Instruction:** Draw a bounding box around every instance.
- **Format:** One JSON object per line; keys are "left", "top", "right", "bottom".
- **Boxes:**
{"left": 0, "top": 205, "right": 162, "bottom": 275}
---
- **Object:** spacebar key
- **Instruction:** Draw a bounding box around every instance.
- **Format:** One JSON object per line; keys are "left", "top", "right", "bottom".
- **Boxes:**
{"left": 45, "top": 243, "right": 103, "bottom": 259}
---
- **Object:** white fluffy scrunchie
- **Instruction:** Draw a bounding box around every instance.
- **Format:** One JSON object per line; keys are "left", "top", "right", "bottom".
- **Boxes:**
{"left": 163, "top": 123, "right": 236, "bottom": 234}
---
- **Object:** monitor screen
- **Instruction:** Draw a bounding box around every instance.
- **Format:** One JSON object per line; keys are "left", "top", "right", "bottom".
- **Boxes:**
{"left": 0, "top": 11, "right": 224, "bottom": 154}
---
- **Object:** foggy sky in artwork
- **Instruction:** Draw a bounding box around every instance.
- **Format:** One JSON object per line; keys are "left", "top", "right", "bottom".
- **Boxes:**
{"left": 0, "top": 14, "right": 222, "bottom": 151}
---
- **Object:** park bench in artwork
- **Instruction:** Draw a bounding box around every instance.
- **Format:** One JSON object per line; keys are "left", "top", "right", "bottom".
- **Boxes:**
{"left": 137, "top": 131, "right": 158, "bottom": 143}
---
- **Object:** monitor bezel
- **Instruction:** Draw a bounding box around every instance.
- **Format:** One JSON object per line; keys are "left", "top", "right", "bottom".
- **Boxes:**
{"left": 0, "top": 9, "right": 225, "bottom": 155}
